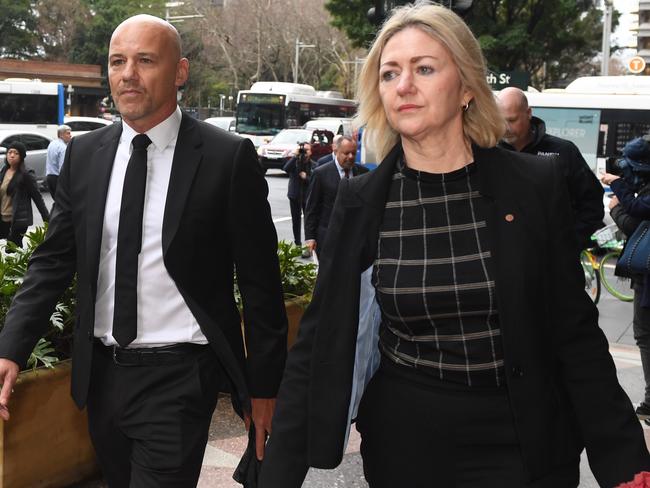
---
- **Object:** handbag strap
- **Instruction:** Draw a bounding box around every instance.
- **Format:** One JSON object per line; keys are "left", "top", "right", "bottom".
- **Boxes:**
{"left": 626, "top": 224, "right": 650, "bottom": 275}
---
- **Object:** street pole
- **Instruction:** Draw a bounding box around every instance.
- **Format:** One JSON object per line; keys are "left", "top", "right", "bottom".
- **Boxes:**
{"left": 601, "top": 0, "right": 613, "bottom": 76}
{"left": 294, "top": 39, "right": 316, "bottom": 84}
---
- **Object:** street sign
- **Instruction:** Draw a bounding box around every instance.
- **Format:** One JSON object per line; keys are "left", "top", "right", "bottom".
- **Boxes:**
{"left": 628, "top": 56, "right": 646, "bottom": 74}
{"left": 486, "top": 70, "right": 530, "bottom": 90}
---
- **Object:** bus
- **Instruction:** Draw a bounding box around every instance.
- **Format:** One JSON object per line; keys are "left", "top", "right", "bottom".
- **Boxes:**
{"left": 235, "top": 82, "right": 357, "bottom": 147}
{"left": 523, "top": 76, "right": 650, "bottom": 174}
{"left": 0, "top": 78, "right": 65, "bottom": 138}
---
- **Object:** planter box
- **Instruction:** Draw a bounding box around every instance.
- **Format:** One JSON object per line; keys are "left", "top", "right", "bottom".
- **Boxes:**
{"left": 0, "top": 360, "right": 98, "bottom": 488}
{"left": 284, "top": 296, "right": 309, "bottom": 349}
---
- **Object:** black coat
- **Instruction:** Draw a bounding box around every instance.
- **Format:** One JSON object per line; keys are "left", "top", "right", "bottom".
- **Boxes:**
{"left": 0, "top": 165, "right": 49, "bottom": 228}
{"left": 304, "top": 161, "right": 368, "bottom": 250}
{"left": 0, "top": 113, "right": 287, "bottom": 414}
{"left": 282, "top": 156, "right": 316, "bottom": 201}
{"left": 499, "top": 116, "right": 604, "bottom": 250}
{"left": 260, "top": 144, "right": 649, "bottom": 488}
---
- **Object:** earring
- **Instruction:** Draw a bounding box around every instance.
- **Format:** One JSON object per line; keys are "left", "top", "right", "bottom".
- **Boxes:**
{"left": 462, "top": 101, "right": 470, "bottom": 112}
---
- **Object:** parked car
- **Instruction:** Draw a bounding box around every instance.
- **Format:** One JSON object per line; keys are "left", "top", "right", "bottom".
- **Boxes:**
{"left": 64, "top": 116, "right": 113, "bottom": 137}
{"left": 204, "top": 116, "right": 236, "bottom": 132}
{"left": 303, "top": 117, "right": 353, "bottom": 136}
{"left": 0, "top": 130, "right": 53, "bottom": 187}
{"left": 257, "top": 128, "right": 334, "bottom": 172}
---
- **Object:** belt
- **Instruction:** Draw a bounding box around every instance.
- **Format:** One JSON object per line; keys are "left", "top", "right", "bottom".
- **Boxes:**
{"left": 94, "top": 340, "right": 210, "bottom": 367}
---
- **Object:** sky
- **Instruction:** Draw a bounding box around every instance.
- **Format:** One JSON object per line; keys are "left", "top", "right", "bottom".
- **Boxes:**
{"left": 613, "top": 0, "right": 638, "bottom": 48}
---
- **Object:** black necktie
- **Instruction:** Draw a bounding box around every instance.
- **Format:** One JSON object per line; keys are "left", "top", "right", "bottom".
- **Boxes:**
{"left": 344, "top": 168, "right": 350, "bottom": 179}
{"left": 112, "top": 134, "right": 152, "bottom": 347}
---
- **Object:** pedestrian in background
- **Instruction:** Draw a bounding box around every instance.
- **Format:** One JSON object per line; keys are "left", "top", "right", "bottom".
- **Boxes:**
{"left": 260, "top": 4, "right": 649, "bottom": 487}
{"left": 45, "top": 124, "right": 71, "bottom": 199}
{"left": 602, "top": 136, "right": 650, "bottom": 421}
{"left": 283, "top": 142, "right": 316, "bottom": 256}
{"left": 315, "top": 134, "right": 343, "bottom": 167}
{"left": 498, "top": 87, "right": 604, "bottom": 251}
{"left": 0, "top": 141, "right": 49, "bottom": 246}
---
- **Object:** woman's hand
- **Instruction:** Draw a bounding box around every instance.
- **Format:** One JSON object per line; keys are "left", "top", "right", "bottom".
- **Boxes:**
{"left": 600, "top": 173, "right": 620, "bottom": 185}
{"left": 609, "top": 195, "right": 620, "bottom": 210}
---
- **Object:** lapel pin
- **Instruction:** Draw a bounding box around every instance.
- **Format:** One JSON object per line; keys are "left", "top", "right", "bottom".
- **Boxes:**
{"left": 505, "top": 213, "right": 515, "bottom": 222}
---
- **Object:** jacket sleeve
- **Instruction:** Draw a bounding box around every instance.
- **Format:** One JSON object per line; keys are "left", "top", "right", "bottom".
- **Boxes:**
{"left": 0, "top": 139, "right": 77, "bottom": 367}
{"left": 283, "top": 157, "right": 297, "bottom": 174}
{"left": 561, "top": 145, "right": 604, "bottom": 247}
{"left": 228, "top": 138, "right": 287, "bottom": 398}
{"left": 546, "top": 158, "right": 650, "bottom": 486}
{"left": 611, "top": 178, "right": 650, "bottom": 221}
{"left": 304, "top": 170, "right": 322, "bottom": 241}
{"left": 25, "top": 173, "right": 49, "bottom": 222}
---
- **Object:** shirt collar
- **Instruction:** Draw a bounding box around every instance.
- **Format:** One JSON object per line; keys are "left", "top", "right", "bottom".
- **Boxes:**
{"left": 334, "top": 155, "right": 344, "bottom": 174}
{"left": 121, "top": 106, "right": 182, "bottom": 151}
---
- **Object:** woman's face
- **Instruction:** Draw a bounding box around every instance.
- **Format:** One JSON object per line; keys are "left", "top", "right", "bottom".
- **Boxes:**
{"left": 378, "top": 27, "right": 470, "bottom": 140}
{"left": 6, "top": 149, "right": 21, "bottom": 168}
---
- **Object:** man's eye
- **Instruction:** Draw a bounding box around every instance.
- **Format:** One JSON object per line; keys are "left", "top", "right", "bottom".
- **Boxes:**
{"left": 110, "top": 59, "right": 124, "bottom": 66}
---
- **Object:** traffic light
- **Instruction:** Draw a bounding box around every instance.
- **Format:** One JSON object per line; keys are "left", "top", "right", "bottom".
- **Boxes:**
{"left": 367, "top": 0, "right": 473, "bottom": 25}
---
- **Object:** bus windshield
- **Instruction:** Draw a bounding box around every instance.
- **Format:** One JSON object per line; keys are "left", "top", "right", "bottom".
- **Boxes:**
{"left": 0, "top": 93, "right": 58, "bottom": 125}
{"left": 236, "top": 103, "right": 283, "bottom": 135}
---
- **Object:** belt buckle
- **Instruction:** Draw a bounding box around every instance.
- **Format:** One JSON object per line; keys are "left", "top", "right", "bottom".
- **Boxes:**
{"left": 112, "top": 345, "right": 139, "bottom": 367}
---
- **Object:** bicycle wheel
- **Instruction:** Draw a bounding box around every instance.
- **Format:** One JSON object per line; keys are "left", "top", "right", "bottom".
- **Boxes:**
{"left": 599, "top": 252, "right": 634, "bottom": 302}
{"left": 580, "top": 250, "right": 600, "bottom": 304}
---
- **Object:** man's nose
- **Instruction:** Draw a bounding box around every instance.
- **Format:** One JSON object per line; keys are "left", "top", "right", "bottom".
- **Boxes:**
{"left": 121, "top": 60, "right": 138, "bottom": 81}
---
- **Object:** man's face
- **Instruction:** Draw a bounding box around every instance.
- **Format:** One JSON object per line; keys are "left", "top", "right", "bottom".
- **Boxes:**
{"left": 335, "top": 139, "right": 357, "bottom": 170}
{"left": 499, "top": 98, "right": 531, "bottom": 148}
{"left": 303, "top": 143, "right": 312, "bottom": 158}
{"left": 61, "top": 130, "right": 72, "bottom": 143}
{"left": 108, "top": 19, "right": 188, "bottom": 132}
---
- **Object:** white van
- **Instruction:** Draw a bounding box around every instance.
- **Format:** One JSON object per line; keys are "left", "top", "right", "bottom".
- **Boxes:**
{"left": 303, "top": 117, "right": 353, "bottom": 136}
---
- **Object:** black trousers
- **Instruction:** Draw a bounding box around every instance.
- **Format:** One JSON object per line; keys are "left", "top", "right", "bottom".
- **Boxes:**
{"left": 288, "top": 196, "right": 306, "bottom": 245}
{"left": 47, "top": 174, "right": 58, "bottom": 199}
{"left": 0, "top": 220, "right": 28, "bottom": 247}
{"left": 87, "top": 342, "right": 222, "bottom": 488}
{"left": 355, "top": 361, "right": 578, "bottom": 488}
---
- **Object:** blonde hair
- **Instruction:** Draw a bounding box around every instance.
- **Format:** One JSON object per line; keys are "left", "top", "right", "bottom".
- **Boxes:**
{"left": 355, "top": 2, "right": 505, "bottom": 161}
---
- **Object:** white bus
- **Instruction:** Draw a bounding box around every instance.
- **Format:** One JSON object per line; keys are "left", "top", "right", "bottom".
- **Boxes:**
{"left": 0, "top": 78, "right": 65, "bottom": 138}
{"left": 523, "top": 76, "right": 650, "bottom": 174}
{"left": 235, "top": 82, "right": 357, "bottom": 147}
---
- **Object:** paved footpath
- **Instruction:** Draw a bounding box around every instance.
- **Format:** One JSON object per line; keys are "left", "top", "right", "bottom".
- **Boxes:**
{"left": 76, "top": 295, "right": 650, "bottom": 488}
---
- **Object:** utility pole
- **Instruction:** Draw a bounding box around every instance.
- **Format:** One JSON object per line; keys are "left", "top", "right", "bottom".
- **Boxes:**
{"left": 601, "top": 0, "right": 613, "bottom": 75}
{"left": 294, "top": 39, "right": 315, "bottom": 84}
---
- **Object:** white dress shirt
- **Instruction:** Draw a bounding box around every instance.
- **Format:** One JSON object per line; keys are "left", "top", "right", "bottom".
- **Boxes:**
{"left": 334, "top": 156, "right": 349, "bottom": 179}
{"left": 94, "top": 107, "right": 208, "bottom": 347}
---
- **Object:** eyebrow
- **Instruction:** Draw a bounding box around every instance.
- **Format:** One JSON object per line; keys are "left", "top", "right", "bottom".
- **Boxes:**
{"left": 109, "top": 52, "right": 158, "bottom": 59}
{"left": 380, "top": 55, "right": 439, "bottom": 68}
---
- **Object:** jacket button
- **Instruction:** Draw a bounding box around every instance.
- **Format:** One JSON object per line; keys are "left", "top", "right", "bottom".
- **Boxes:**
{"left": 511, "top": 366, "right": 524, "bottom": 377}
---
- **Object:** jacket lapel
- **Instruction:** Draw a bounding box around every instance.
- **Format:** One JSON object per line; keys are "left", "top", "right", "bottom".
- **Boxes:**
{"left": 162, "top": 112, "right": 203, "bottom": 255}
{"left": 86, "top": 123, "right": 122, "bottom": 297}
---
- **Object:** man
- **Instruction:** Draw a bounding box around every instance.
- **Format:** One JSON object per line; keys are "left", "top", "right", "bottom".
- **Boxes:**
{"left": 45, "top": 124, "right": 72, "bottom": 198}
{"left": 498, "top": 87, "right": 604, "bottom": 249}
{"left": 282, "top": 142, "right": 316, "bottom": 256}
{"left": 315, "top": 134, "right": 343, "bottom": 167}
{"left": 305, "top": 135, "right": 367, "bottom": 257}
{"left": 0, "top": 15, "right": 286, "bottom": 487}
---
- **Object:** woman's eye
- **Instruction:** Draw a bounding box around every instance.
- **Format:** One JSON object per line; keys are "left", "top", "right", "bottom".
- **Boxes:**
{"left": 417, "top": 65, "right": 434, "bottom": 75}
{"left": 380, "top": 71, "right": 397, "bottom": 82}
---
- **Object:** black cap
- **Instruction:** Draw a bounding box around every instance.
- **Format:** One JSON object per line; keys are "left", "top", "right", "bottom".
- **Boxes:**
{"left": 7, "top": 141, "right": 26, "bottom": 161}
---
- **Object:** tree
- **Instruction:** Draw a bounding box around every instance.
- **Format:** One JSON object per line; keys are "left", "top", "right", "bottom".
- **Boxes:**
{"left": 0, "top": 0, "right": 40, "bottom": 58}
{"left": 326, "top": 0, "right": 619, "bottom": 88}
{"left": 35, "top": 0, "right": 92, "bottom": 62}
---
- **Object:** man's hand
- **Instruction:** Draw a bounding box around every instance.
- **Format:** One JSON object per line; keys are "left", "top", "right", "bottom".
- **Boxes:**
{"left": 244, "top": 397, "right": 276, "bottom": 461}
{"left": 609, "top": 195, "right": 620, "bottom": 210}
{"left": 305, "top": 240, "right": 316, "bottom": 253}
{"left": 601, "top": 173, "right": 620, "bottom": 185}
{"left": 0, "top": 358, "right": 19, "bottom": 421}
{"left": 299, "top": 171, "right": 307, "bottom": 180}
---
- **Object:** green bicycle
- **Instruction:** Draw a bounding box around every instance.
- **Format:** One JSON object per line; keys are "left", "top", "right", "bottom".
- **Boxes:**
{"left": 580, "top": 224, "right": 634, "bottom": 304}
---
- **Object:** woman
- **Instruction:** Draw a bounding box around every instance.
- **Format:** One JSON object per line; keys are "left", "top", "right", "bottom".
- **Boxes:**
{"left": 0, "top": 141, "right": 49, "bottom": 246}
{"left": 602, "top": 142, "right": 650, "bottom": 422}
{"left": 259, "top": 4, "right": 649, "bottom": 487}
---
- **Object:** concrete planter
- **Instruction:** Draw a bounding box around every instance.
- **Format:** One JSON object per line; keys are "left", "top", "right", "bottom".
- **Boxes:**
{"left": 0, "top": 360, "right": 98, "bottom": 488}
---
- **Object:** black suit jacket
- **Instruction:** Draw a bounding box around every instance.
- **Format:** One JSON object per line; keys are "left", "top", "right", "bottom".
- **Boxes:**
{"left": 315, "top": 153, "right": 333, "bottom": 167}
{"left": 0, "top": 113, "right": 287, "bottom": 413}
{"left": 304, "top": 161, "right": 368, "bottom": 252}
{"left": 260, "top": 144, "right": 650, "bottom": 487}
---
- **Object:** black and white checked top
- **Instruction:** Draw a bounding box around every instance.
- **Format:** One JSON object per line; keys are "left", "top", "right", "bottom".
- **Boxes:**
{"left": 373, "top": 159, "right": 505, "bottom": 388}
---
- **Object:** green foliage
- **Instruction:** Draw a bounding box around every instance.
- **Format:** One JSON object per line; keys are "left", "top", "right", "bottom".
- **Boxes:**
{"left": 0, "top": 226, "right": 76, "bottom": 370}
{"left": 234, "top": 241, "right": 317, "bottom": 309}
{"left": 0, "top": 0, "right": 40, "bottom": 58}
{"left": 325, "top": 0, "right": 376, "bottom": 49}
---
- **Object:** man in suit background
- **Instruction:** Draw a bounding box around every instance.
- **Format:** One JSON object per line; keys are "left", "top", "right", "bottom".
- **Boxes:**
{"left": 315, "top": 134, "right": 343, "bottom": 167}
{"left": 0, "top": 15, "right": 286, "bottom": 487}
{"left": 305, "top": 135, "right": 367, "bottom": 257}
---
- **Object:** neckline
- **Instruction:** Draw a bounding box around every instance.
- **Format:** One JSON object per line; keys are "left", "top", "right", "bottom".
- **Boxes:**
{"left": 400, "top": 158, "right": 476, "bottom": 183}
